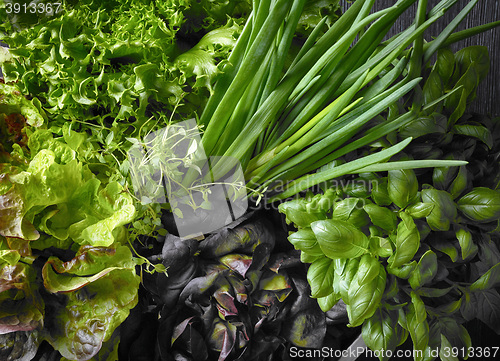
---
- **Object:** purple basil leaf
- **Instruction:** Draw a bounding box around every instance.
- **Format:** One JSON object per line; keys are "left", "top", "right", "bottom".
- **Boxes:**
{"left": 208, "top": 319, "right": 236, "bottom": 361}
{"left": 280, "top": 308, "right": 327, "bottom": 348}
{"left": 199, "top": 219, "right": 275, "bottom": 258}
{"left": 161, "top": 234, "right": 198, "bottom": 272}
{"left": 220, "top": 254, "right": 253, "bottom": 278}
{"left": 179, "top": 271, "right": 226, "bottom": 304}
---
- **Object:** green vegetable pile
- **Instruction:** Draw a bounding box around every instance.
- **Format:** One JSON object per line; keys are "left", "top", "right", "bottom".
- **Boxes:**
{"left": 0, "top": 0, "right": 499, "bottom": 360}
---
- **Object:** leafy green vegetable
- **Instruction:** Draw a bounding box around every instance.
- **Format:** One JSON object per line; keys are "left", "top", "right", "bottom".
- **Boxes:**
{"left": 457, "top": 187, "right": 500, "bottom": 223}
{"left": 312, "top": 219, "right": 369, "bottom": 259}
{"left": 0, "top": 258, "right": 44, "bottom": 334}
{"left": 406, "top": 292, "right": 429, "bottom": 361}
{"left": 347, "top": 263, "right": 386, "bottom": 327}
{"left": 388, "top": 169, "right": 418, "bottom": 209}
{"left": 307, "top": 256, "right": 335, "bottom": 298}
{"left": 362, "top": 305, "right": 401, "bottom": 361}
{"left": 364, "top": 203, "right": 397, "bottom": 232}
{"left": 388, "top": 212, "right": 420, "bottom": 268}
{"left": 421, "top": 187, "right": 457, "bottom": 231}
{"left": 408, "top": 250, "right": 438, "bottom": 289}
{"left": 288, "top": 228, "right": 324, "bottom": 256}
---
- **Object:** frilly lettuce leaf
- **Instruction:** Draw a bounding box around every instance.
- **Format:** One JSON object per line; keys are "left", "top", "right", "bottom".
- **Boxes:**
{"left": 178, "top": 0, "right": 251, "bottom": 33}
{"left": 1, "top": 0, "right": 248, "bottom": 135}
{"left": 174, "top": 22, "right": 240, "bottom": 95}
{"left": 47, "top": 179, "right": 135, "bottom": 247}
{"left": 296, "top": 0, "right": 342, "bottom": 38}
{"left": 0, "top": 81, "right": 46, "bottom": 127}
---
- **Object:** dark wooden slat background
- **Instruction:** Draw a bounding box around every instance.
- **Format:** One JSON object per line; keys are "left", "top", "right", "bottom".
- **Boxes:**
{"left": 340, "top": 0, "right": 500, "bottom": 117}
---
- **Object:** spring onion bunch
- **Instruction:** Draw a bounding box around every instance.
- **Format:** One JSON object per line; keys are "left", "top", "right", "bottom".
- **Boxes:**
{"left": 196, "top": 0, "right": 499, "bottom": 203}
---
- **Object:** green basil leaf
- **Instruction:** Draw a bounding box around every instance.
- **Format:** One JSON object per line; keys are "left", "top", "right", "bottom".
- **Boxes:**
{"left": 388, "top": 212, "right": 420, "bottom": 268}
{"left": 311, "top": 219, "right": 369, "bottom": 259}
{"left": 417, "top": 286, "right": 454, "bottom": 298}
{"left": 333, "top": 258, "right": 348, "bottom": 276}
{"left": 406, "top": 202, "right": 434, "bottom": 219}
{"left": 435, "top": 317, "right": 472, "bottom": 353}
{"left": 457, "top": 187, "right": 500, "bottom": 223}
{"left": 448, "top": 165, "right": 469, "bottom": 199}
{"left": 446, "top": 47, "right": 489, "bottom": 126}
{"left": 460, "top": 289, "right": 500, "bottom": 333}
{"left": 278, "top": 198, "right": 327, "bottom": 228}
{"left": 439, "top": 334, "right": 458, "bottom": 361}
{"left": 422, "top": 66, "right": 444, "bottom": 113}
{"left": 388, "top": 169, "right": 418, "bottom": 209}
{"left": 408, "top": 250, "right": 438, "bottom": 289}
{"left": 453, "top": 46, "right": 490, "bottom": 85}
{"left": 317, "top": 291, "right": 340, "bottom": 312}
{"left": 343, "top": 182, "right": 371, "bottom": 198}
{"left": 307, "top": 257, "right": 335, "bottom": 298}
{"left": 436, "top": 48, "right": 455, "bottom": 86}
{"left": 433, "top": 154, "right": 460, "bottom": 191}
{"left": 477, "top": 234, "right": 500, "bottom": 269}
{"left": 347, "top": 264, "right": 386, "bottom": 327}
{"left": 371, "top": 177, "right": 392, "bottom": 206}
{"left": 300, "top": 251, "right": 322, "bottom": 264}
{"left": 470, "top": 263, "right": 500, "bottom": 291}
{"left": 430, "top": 236, "right": 460, "bottom": 262}
{"left": 288, "top": 228, "right": 324, "bottom": 256}
{"left": 453, "top": 123, "right": 493, "bottom": 149}
{"left": 426, "top": 320, "right": 443, "bottom": 359}
{"left": 363, "top": 203, "right": 397, "bottom": 232}
{"left": 421, "top": 188, "right": 457, "bottom": 231}
{"left": 338, "top": 258, "right": 359, "bottom": 303}
{"left": 369, "top": 236, "right": 393, "bottom": 258}
{"left": 434, "top": 299, "right": 462, "bottom": 316}
{"left": 455, "top": 227, "right": 478, "bottom": 261}
{"left": 357, "top": 253, "right": 380, "bottom": 285}
{"left": 332, "top": 198, "right": 369, "bottom": 228}
{"left": 406, "top": 292, "right": 429, "bottom": 361}
{"left": 446, "top": 87, "right": 468, "bottom": 126}
{"left": 387, "top": 260, "right": 417, "bottom": 279}
{"left": 384, "top": 275, "right": 399, "bottom": 299}
{"left": 399, "top": 114, "right": 447, "bottom": 139}
{"left": 362, "top": 305, "right": 400, "bottom": 361}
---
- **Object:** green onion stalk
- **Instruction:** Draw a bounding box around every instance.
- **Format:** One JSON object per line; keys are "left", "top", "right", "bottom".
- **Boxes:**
{"left": 191, "top": 0, "right": 498, "bottom": 203}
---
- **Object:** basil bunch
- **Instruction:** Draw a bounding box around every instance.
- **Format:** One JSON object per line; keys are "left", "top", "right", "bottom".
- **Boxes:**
{"left": 280, "top": 166, "right": 500, "bottom": 360}
{"left": 279, "top": 45, "right": 500, "bottom": 358}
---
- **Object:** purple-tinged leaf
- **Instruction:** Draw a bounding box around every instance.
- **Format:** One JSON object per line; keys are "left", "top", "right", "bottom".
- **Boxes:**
{"left": 208, "top": 319, "right": 236, "bottom": 361}
{"left": 198, "top": 218, "right": 275, "bottom": 258}
{"left": 220, "top": 254, "right": 253, "bottom": 278}
{"left": 214, "top": 283, "right": 238, "bottom": 317}
{"left": 0, "top": 187, "right": 39, "bottom": 240}
{"left": 281, "top": 308, "right": 326, "bottom": 348}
